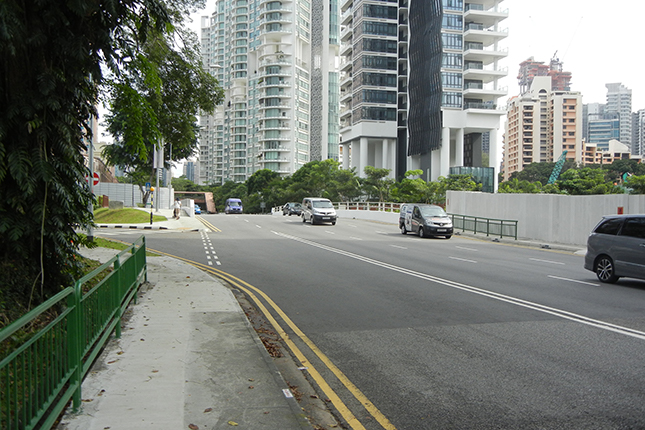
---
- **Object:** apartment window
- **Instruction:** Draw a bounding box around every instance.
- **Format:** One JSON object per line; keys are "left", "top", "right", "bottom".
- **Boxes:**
{"left": 360, "top": 90, "right": 396, "bottom": 104}
{"left": 359, "top": 72, "right": 397, "bottom": 87}
{"left": 442, "top": 92, "right": 462, "bottom": 108}
{"left": 360, "top": 55, "right": 398, "bottom": 70}
{"left": 442, "top": 0, "right": 463, "bottom": 11}
{"left": 442, "top": 33, "right": 463, "bottom": 50}
{"left": 359, "top": 106, "right": 396, "bottom": 121}
{"left": 363, "top": 4, "right": 397, "bottom": 19}
{"left": 442, "top": 14, "right": 462, "bottom": 30}
{"left": 442, "top": 72, "right": 462, "bottom": 89}
{"left": 442, "top": 53, "right": 462, "bottom": 69}
{"left": 362, "top": 38, "right": 398, "bottom": 54}
{"left": 362, "top": 21, "right": 398, "bottom": 37}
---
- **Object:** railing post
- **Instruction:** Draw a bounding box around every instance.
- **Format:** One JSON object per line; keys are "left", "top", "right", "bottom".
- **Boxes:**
{"left": 114, "top": 256, "right": 122, "bottom": 339}
{"left": 69, "top": 282, "right": 83, "bottom": 411}
{"left": 486, "top": 218, "right": 490, "bottom": 237}
{"left": 474, "top": 217, "right": 478, "bottom": 234}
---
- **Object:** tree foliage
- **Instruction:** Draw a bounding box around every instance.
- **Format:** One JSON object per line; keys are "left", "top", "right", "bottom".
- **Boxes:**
{"left": 102, "top": 23, "right": 223, "bottom": 195}
{"left": 0, "top": 0, "right": 173, "bottom": 302}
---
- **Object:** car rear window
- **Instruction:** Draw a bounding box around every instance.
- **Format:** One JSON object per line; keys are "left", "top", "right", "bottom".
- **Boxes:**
{"left": 620, "top": 218, "right": 645, "bottom": 239}
{"left": 594, "top": 218, "right": 623, "bottom": 235}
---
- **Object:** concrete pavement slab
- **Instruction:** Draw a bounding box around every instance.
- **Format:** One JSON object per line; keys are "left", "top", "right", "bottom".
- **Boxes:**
{"left": 57, "top": 249, "right": 311, "bottom": 430}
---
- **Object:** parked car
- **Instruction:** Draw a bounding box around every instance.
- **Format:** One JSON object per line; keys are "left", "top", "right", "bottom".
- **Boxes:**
{"left": 282, "top": 202, "right": 302, "bottom": 216}
{"left": 399, "top": 203, "right": 453, "bottom": 239}
{"left": 584, "top": 214, "right": 645, "bottom": 283}
{"left": 301, "top": 197, "right": 337, "bottom": 225}
{"left": 194, "top": 204, "right": 201, "bottom": 215}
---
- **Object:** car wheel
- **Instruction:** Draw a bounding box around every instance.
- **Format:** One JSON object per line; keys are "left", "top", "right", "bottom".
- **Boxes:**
{"left": 445, "top": 235, "right": 452, "bottom": 239}
{"left": 332, "top": 221, "right": 336, "bottom": 225}
{"left": 418, "top": 227, "right": 425, "bottom": 238}
{"left": 311, "top": 217, "right": 316, "bottom": 225}
{"left": 283, "top": 212, "right": 286, "bottom": 216}
{"left": 302, "top": 214, "right": 307, "bottom": 223}
{"left": 400, "top": 225, "right": 407, "bottom": 235}
{"left": 595, "top": 255, "right": 619, "bottom": 283}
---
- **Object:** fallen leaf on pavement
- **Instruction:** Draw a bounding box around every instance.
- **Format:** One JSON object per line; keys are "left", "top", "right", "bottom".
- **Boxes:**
{"left": 227, "top": 421, "right": 238, "bottom": 426}
{"left": 188, "top": 424, "right": 199, "bottom": 430}
{"left": 204, "top": 408, "right": 213, "bottom": 413}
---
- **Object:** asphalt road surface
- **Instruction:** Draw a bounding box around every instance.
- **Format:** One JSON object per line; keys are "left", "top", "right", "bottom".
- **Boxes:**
{"left": 101, "top": 214, "right": 645, "bottom": 430}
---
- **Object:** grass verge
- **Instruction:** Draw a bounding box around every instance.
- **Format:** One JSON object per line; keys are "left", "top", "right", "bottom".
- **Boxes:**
{"left": 94, "top": 207, "right": 167, "bottom": 224}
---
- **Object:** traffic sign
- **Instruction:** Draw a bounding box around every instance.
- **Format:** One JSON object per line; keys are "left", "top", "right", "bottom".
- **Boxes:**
{"left": 86, "top": 172, "right": 100, "bottom": 186}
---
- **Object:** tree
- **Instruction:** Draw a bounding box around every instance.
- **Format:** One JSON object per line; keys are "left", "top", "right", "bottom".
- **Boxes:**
{"left": 556, "top": 167, "right": 622, "bottom": 195}
{"left": 102, "top": 25, "right": 223, "bottom": 203}
{"left": 391, "top": 170, "right": 429, "bottom": 202}
{"left": 510, "top": 160, "right": 576, "bottom": 184}
{"left": 0, "top": 0, "right": 172, "bottom": 302}
{"left": 363, "top": 166, "right": 394, "bottom": 202}
{"left": 498, "top": 178, "right": 542, "bottom": 194}
{"left": 625, "top": 175, "right": 645, "bottom": 194}
{"left": 172, "top": 177, "right": 201, "bottom": 191}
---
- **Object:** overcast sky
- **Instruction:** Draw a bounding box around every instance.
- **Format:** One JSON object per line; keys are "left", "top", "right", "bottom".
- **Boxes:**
{"left": 189, "top": 0, "right": 645, "bottom": 110}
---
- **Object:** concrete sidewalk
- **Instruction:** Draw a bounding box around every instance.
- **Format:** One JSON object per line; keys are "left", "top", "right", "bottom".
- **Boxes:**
{"left": 57, "top": 246, "right": 312, "bottom": 430}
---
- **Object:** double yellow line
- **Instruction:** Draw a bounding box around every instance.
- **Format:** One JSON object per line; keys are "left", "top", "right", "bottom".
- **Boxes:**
{"left": 196, "top": 215, "right": 221, "bottom": 232}
{"left": 149, "top": 247, "right": 396, "bottom": 430}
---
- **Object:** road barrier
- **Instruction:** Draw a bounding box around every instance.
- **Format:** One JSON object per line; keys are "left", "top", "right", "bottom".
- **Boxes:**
{"left": 0, "top": 236, "right": 147, "bottom": 430}
{"left": 450, "top": 214, "right": 518, "bottom": 239}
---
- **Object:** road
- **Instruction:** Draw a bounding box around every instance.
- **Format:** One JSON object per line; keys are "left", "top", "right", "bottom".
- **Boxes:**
{"left": 100, "top": 214, "right": 645, "bottom": 429}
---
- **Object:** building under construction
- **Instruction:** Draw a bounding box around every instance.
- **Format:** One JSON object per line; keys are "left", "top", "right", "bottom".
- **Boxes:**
{"left": 517, "top": 54, "right": 572, "bottom": 94}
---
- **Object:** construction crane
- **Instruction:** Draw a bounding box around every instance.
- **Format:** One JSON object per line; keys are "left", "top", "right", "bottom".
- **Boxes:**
{"left": 547, "top": 150, "right": 568, "bottom": 184}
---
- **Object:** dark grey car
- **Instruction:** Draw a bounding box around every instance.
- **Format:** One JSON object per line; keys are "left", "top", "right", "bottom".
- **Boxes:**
{"left": 584, "top": 214, "right": 645, "bottom": 283}
{"left": 282, "top": 202, "right": 302, "bottom": 216}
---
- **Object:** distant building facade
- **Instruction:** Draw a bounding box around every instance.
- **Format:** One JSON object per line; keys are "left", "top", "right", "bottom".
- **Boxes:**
{"left": 605, "top": 83, "right": 632, "bottom": 150}
{"left": 503, "top": 76, "right": 582, "bottom": 181}
{"left": 339, "top": 0, "right": 508, "bottom": 189}
{"left": 197, "top": 0, "right": 340, "bottom": 185}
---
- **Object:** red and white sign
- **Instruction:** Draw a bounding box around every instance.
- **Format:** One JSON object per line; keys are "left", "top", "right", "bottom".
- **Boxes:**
{"left": 86, "top": 172, "right": 100, "bottom": 186}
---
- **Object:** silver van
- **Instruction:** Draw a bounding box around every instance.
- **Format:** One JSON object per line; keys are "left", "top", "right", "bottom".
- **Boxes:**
{"left": 301, "top": 197, "right": 337, "bottom": 225}
{"left": 400, "top": 203, "right": 453, "bottom": 239}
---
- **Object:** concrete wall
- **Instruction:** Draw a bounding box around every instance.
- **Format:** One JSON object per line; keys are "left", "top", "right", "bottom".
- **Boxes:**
{"left": 93, "top": 183, "right": 174, "bottom": 210}
{"left": 446, "top": 191, "right": 645, "bottom": 246}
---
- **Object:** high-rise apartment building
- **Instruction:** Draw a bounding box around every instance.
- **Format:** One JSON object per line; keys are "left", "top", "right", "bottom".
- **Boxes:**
{"left": 339, "top": 0, "right": 508, "bottom": 188}
{"left": 503, "top": 76, "right": 582, "bottom": 181}
{"left": 197, "top": 0, "right": 340, "bottom": 185}
{"left": 633, "top": 109, "right": 645, "bottom": 157}
{"left": 605, "top": 82, "right": 632, "bottom": 150}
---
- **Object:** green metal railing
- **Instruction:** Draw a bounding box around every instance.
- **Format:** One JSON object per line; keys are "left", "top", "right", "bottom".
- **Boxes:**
{"left": 450, "top": 214, "right": 518, "bottom": 239}
{"left": 0, "top": 236, "right": 147, "bottom": 430}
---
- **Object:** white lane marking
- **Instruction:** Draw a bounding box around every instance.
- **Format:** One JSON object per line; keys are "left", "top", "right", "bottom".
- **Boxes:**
{"left": 390, "top": 245, "right": 407, "bottom": 249}
{"left": 256, "top": 225, "right": 262, "bottom": 229}
{"left": 206, "top": 255, "right": 211, "bottom": 260}
{"left": 208, "top": 261, "right": 213, "bottom": 266}
{"left": 272, "top": 230, "right": 645, "bottom": 341}
{"left": 325, "top": 231, "right": 335, "bottom": 235}
{"left": 530, "top": 258, "right": 565, "bottom": 265}
{"left": 449, "top": 256, "right": 477, "bottom": 264}
{"left": 376, "top": 230, "right": 387, "bottom": 234}
{"left": 456, "top": 246, "right": 478, "bottom": 252}
{"left": 350, "top": 237, "right": 363, "bottom": 241}
{"left": 548, "top": 275, "right": 599, "bottom": 286}
{"left": 216, "top": 261, "right": 221, "bottom": 266}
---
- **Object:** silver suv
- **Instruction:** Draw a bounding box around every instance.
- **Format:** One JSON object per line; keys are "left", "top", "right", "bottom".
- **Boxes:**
{"left": 584, "top": 214, "right": 645, "bottom": 283}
